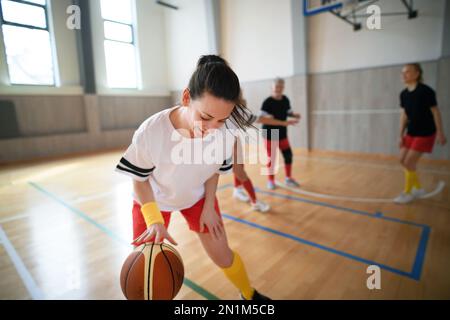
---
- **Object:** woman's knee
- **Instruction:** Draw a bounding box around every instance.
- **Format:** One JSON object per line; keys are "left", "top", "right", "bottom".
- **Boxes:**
{"left": 199, "top": 233, "right": 234, "bottom": 268}
{"left": 209, "top": 246, "right": 233, "bottom": 268}
{"left": 405, "top": 163, "right": 416, "bottom": 171}
{"left": 233, "top": 165, "right": 248, "bottom": 181}
{"left": 403, "top": 157, "right": 417, "bottom": 171}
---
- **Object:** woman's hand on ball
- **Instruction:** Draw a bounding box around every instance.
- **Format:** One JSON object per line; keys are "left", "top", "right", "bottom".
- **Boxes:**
{"left": 132, "top": 224, "right": 178, "bottom": 246}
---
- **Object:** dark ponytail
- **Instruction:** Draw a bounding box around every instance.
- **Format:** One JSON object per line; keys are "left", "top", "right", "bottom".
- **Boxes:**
{"left": 188, "top": 55, "right": 254, "bottom": 130}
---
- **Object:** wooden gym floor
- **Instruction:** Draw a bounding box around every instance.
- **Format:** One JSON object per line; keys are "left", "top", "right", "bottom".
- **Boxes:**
{"left": 0, "top": 148, "right": 449, "bottom": 300}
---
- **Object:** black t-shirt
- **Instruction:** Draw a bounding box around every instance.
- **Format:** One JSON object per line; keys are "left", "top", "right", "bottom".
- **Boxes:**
{"left": 400, "top": 83, "right": 437, "bottom": 136}
{"left": 260, "top": 96, "right": 292, "bottom": 140}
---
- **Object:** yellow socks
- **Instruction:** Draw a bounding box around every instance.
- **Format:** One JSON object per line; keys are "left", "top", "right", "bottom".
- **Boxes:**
{"left": 222, "top": 251, "right": 255, "bottom": 300}
{"left": 404, "top": 170, "right": 421, "bottom": 193}
{"left": 410, "top": 171, "right": 421, "bottom": 189}
{"left": 404, "top": 170, "right": 413, "bottom": 194}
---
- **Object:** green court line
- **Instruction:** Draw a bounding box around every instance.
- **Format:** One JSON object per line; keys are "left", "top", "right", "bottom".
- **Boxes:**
{"left": 28, "top": 181, "right": 220, "bottom": 301}
{"left": 183, "top": 278, "right": 219, "bottom": 300}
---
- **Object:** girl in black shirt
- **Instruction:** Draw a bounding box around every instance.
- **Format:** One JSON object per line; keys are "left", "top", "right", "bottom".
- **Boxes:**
{"left": 394, "top": 63, "right": 447, "bottom": 204}
{"left": 258, "top": 78, "right": 301, "bottom": 190}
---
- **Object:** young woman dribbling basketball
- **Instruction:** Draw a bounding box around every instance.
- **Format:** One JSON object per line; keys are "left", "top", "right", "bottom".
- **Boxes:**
{"left": 116, "top": 55, "right": 270, "bottom": 300}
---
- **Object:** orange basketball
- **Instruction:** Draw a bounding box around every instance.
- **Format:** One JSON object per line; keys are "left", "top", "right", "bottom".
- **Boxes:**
{"left": 120, "top": 243, "right": 184, "bottom": 300}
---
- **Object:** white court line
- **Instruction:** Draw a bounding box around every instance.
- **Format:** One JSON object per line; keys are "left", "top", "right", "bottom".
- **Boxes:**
{"left": 0, "top": 213, "right": 31, "bottom": 224}
{"left": 0, "top": 225, "right": 45, "bottom": 300}
{"left": 297, "top": 155, "right": 450, "bottom": 176}
{"left": 276, "top": 180, "right": 446, "bottom": 203}
{"left": 419, "top": 181, "right": 446, "bottom": 199}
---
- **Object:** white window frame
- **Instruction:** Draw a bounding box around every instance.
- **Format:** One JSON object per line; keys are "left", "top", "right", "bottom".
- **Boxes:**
{"left": 0, "top": 0, "right": 57, "bottom": 86}
{"left": 100, "top": 0, "right": 140, "bottom": 89}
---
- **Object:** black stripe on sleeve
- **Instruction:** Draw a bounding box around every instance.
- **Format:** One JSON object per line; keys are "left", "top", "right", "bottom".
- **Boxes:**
{"left": 119, "top": 157, "right": 155, "bottom": 174}
{"left": 219, "top": 164, "right": 233, "bottom": 172}
{"left": 116, "top": 165, "right": 152, "bottom": 178}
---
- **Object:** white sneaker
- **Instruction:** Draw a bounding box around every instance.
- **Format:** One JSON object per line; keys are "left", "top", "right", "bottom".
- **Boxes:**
{"left": 393, "top": 192, "right": 415, "bottom": 204}
{"left": 411, "top": 188, "right": 426, "bottom": 199}
{"left": 285, "top": 178, "right": 300, "bottom": 188}
{"left": 233, "top": 187, "right": 249, "bottom": 202}
{"left": 251, "top": 200, "right": 270, "bottom": 213}
{"left": 267, "top": 181, "right": 276, "bottom": 190}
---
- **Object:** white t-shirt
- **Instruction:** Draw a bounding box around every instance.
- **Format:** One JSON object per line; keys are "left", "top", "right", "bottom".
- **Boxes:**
{"left": 115, "top": 106, "right": 236, "bottom": 211}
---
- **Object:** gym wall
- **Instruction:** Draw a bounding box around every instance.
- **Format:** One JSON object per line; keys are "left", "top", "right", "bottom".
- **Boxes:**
{"left": 220, "top": 0, "right": 308, "bottom": 150}
{"left": 164, "top": 0, "right": 212, "bottom": 91}
{"left": 307, "top": 0, "right": 449, "bottom": 160}
{"left": 220, "top": 0, "right": 449, "bottom": 160}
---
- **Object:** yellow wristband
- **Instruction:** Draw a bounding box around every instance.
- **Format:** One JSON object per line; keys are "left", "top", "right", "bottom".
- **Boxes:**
{"left": 141, "top": 202, "right": 164, "bottom": 227}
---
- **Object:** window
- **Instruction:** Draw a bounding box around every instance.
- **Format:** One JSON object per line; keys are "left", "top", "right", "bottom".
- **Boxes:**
{"left": 0, "top": 0, "right": 56, "bottom": 85}
{"left": 100, "top": 0, "right": 138, "bottom": 89}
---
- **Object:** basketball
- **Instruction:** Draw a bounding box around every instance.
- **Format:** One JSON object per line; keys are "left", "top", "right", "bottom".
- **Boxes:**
{"left": 120, "top": 243, "right": 184, "bottom": 300}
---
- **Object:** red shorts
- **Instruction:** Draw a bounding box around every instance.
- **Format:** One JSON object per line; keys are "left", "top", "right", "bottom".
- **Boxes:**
{"left": 132, "top": 197, "right": 222, "bottom": 242}
{"left": 264, "top": 138, "right": 291, "bottom": 173}
{"left": 264, "top": 138, "right": 291, "bottom": 156}
{"left": 402, "top": 134, "right": 436, "bottom": 153}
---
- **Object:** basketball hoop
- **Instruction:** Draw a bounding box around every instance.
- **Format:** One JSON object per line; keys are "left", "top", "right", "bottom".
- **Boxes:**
{"left": 339, "top": 0, "right": 359, "bottom": 16}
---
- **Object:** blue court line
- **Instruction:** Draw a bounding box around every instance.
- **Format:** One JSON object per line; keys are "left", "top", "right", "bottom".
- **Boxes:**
{"left": 411, "top": 226, "right": 430, "bottom": 280}
{"left": 28, "top": 181, "right": 220, "bottom": 300}
{"left": 222, "top": 213, "right": 413, "bottom": 279}
{"left": 219, "top": 185, "right": 430, "bottom": 281}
